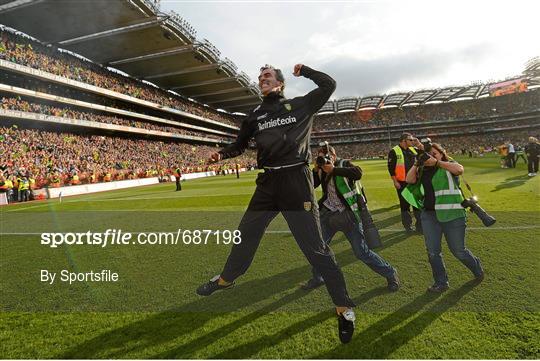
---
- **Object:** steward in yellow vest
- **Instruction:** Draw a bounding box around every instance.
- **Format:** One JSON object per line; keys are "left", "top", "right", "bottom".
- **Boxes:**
{"left": 387, "top": 133, "right": 421, "bottom": 232}
{"left": 18, "top": 176, "right": 30, "bottom": 202}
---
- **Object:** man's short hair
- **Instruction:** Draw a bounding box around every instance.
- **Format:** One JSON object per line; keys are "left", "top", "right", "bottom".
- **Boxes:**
{"left": 400, "top": 132, "right": 413, "bottom": 141}
{"left": 260, "top": 64, "right": 285, "bottom": 95}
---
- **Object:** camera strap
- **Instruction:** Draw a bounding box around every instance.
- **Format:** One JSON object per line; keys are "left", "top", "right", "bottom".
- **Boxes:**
{"left": 459, "top": 175, "right": 476, "bottom": 198}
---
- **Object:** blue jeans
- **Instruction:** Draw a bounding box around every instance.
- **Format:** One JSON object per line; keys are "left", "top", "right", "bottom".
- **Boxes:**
{"left": 312, "top": 207, "right": 396, "bottom": 280}
{"left": 421, "top": 210, "right": 483, "bottom": 286}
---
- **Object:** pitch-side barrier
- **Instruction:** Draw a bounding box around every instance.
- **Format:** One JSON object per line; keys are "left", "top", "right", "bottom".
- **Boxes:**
{"left": 3, "top": 168, "right": 248, "bottom": 203}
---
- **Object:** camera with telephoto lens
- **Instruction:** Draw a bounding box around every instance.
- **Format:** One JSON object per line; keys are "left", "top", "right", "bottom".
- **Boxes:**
{"left": 416, "top": 137, "right": 433, "bottom": 166}
{"left": 461, "top": 195, "right": 496, "bottom": 227}
{"left": 316, "top": 141, "right": 333, "bottom": 167}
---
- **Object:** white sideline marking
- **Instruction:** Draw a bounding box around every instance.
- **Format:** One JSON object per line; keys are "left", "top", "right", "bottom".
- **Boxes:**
{"left": 2, "top": 225, "right": 539, "bottom": 236}
{"left": 3, "top": 203, "right": 50, "bottom": 212}
{"left": 3, "top": 192, "right": 255, "bottom": 211}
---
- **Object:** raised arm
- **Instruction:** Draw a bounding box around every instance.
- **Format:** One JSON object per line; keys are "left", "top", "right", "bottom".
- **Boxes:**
{"left": 406, "top": 164, "right": 419, "bottom": 184}
{"left": 437, "top": 160, "right": 464, "bottom": 176}
{"left": 333, "top": 159, "right": 362, "bottom": 181}
{"left": 294, "top": 64, "right": 336, "bottom": 113}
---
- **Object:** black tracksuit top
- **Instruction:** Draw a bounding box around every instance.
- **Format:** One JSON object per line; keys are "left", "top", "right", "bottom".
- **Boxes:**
{"left": 218, "top": 66, "right": 336, "bottom": 168}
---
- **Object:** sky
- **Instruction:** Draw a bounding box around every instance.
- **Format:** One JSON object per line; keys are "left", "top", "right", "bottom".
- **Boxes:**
{"left": 161, "top": 0, "right": 540, "bottom": 100}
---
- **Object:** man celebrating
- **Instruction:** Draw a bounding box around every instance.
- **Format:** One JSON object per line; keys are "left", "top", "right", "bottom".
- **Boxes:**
{"left": 197, "top": 64, "right": 356, "bottom": 343}
{"left": 302, "top": 144, "right": 400, "bottom": 292}
{"left": 388, "top": 133, "right": 422, "bottom": 233}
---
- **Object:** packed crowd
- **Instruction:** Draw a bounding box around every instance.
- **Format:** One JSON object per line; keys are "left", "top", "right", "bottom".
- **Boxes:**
{"left": 1, "top": 121, "right": 535, "bottom": 201}
{"left": 0, "top": 29, "right": 240, "bottom": 127}
{"left": 0, "top": 70, "right": 240, "bottom": 135}
{"left": 320, "top": 130, "right": 539, "bottom": 160}
{"left": 313, "top": 90, "right": 540, "bottom": 132}
{"left": 313, "top": 117, "right": 539, "bottom": 143}
{"left": 1, "top": 97, "right": 231, "bottom": 141}
{"left": 0, "top": 125, "right": 255, "bottom": 191}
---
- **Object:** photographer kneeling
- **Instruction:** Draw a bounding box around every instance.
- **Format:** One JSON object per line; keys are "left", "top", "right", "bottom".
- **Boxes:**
{"left": 404, "top": 143, "right": 484, "bottom": 293}
{"left": 302, "top": 144, "right": 399, "bottom": 292}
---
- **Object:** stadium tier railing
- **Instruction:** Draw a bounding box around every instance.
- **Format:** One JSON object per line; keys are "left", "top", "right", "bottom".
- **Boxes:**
{"left": 0, "top": 59, "right": 239, "bottom": 131}
{"left": 0, "top": 83, "right": 236, "bottom": 138}
{"left": 312, "top": 116, "right": 539, "bottom": 142}
{"left": 313, "top": 108, "right": 540, "bottom": 136}
{"left": 313, "top": 123, "right": 540, "bottom": 146}
{"left": 0, "top": 108, "right": 229, "bottom": 145}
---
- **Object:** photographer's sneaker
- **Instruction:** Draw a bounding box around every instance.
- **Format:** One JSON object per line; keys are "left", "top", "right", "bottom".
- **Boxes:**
{"left": 301, "top": 277, "right": 325, "bottom": 291}
{"left": 474, "top": 271, "right": 485, "bottom": 284}
{"left": 196, "top": 275, "right": 234, "bottom": 296}
{"left": 386, "top": 272, "right": 400, "bottom": 292}
{"left": 337, "top": 308, "right": 355, "bottom": 344}
{"left": 427, "top": 283, "right": 449, "bottom": 293}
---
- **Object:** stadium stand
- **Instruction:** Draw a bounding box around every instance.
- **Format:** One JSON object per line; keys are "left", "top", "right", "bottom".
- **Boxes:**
{"left": 311, "top": 88, "right": 539, "bottom": 159}
{"left": 0, "top": 14, "right": 537, "bottom": 202}
{"left": 313, "top": 90, "right": 540, "bottom": 131}
{"left": 0, "top": 96, "right": 231, "bottom": 142}
{"left": 0, "top": 123, "right": 255, "bottom": 190}
{"left": 0, "top": 28, "right": 241, "bottom": 128}
{"left": 0, "top": 26, "right": 256, "bottom": 199}
{"left": 324, "top": 130, "right": 538, "bottom": 160}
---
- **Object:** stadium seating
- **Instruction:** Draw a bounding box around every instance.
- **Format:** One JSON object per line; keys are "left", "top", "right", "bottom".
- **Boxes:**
{"left": 0, "top": 29, "right": 240, "bottom": 127}
{"left": 0, "top": 124, "right": 254, "bottom": 189}
{"left": 1, "top": 26, "right": 538, "bottom": 198}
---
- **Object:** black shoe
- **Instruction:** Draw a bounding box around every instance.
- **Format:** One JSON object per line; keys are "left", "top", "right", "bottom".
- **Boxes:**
{"left": 337, "top": 309, "right": 355, "bottom": 344}
{"left": 301, "top": 277, "right": 325, "bottom": 291}
{"left": 386, "top": 272, "right": 400, "bottom": 292}
{"left": 196, "top": 275, "right": 234, "bottom": 296}
{"left": 474, "top": 271, "right": 485, "bottom": 284}
{"left": 427, "top": 284, "right": 449, "bottom": 293}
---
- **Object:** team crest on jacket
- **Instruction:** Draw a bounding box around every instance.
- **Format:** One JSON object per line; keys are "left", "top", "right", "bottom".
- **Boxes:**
{"left": 284, "top": 103, "right": 292, "bottom": 111}
{"left": 303, "top": 201, "right": 312, "bottom": 211}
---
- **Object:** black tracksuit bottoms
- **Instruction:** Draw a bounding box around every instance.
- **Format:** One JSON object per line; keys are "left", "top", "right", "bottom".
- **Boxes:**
{"left": 220, "top": 164, "right": 355, "bottom": 308}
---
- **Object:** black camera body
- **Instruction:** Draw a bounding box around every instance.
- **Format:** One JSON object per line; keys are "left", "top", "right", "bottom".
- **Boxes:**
{"left": 416, "top": 137, "right": 433, "bottom": 166}
{"left": 316, "top": 141, "right": 333, "bottom": 167}
{"left": 316, "top": 154, "right": 332, "bottom": 167}
{"left": 461, "top": 196, "right": 496, "bottom": 227}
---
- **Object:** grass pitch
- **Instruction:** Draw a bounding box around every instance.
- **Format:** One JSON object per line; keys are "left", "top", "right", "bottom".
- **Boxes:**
{"left": 0, "top": 155, "right": 539, "bottom": 359}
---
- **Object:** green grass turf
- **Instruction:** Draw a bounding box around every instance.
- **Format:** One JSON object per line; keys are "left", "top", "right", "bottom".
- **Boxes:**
{"left": 0, "top": 155, "right": 539, "bottom": 359}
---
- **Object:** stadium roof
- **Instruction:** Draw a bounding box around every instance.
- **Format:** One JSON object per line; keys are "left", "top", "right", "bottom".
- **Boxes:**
{"left": 0, "top": 0, "right": 261, "bottom": 113}
{"left": 358, "top": 96, "right": 383, "bottom": 109}
{"left": 318, "top": 100, "right": 336, "bottom": 113}
{"left": 524, "top": 57, "right": 540, "bottom": 89}
{"left": 318, "top": 57, "right": 538, "bottom": 114}
{"left": 381, "top": 93, "right": 410, "bottom": 107}
{"left": 336, "top": 97, "right": 358, "bottom": 112}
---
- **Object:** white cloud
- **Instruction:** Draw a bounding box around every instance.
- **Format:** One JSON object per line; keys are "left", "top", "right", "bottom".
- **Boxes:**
{"left": 162, "top": 0, "right": 540, "bottom": 98}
